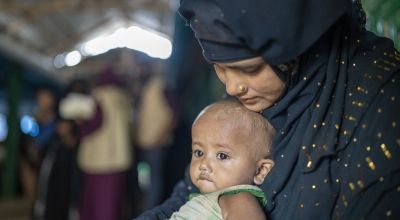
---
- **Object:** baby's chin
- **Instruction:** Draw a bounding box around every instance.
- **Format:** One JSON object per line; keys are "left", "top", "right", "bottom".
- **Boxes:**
{"left": 196, "top": 181, "right": 218, "bottom": 194}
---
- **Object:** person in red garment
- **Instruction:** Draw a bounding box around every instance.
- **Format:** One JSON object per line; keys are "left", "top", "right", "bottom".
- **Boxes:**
{"left": 61, "top": 70, "right": 132, "bottom": 220}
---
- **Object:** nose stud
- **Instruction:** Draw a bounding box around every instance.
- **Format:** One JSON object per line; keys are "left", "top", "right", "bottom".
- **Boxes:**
{"left": 238, "top": 85, "right": 247, "bottom": 93}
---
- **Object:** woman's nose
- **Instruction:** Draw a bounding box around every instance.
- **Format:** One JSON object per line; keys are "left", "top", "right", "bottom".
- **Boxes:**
{"left": 225, "top": 79, "right": 246, "bottom": 96}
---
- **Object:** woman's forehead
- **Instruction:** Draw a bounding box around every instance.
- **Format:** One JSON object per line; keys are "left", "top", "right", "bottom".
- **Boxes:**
{"left": 215, "top": 56, "right": 264, "bottom": 67}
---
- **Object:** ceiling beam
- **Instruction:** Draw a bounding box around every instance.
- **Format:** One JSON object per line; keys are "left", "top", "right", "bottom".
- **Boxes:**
{"left": 0, "top": 34, "right": 61, "bottom": 83}
{"left": 0, "top": 0, "right": 170, "bottom": 15}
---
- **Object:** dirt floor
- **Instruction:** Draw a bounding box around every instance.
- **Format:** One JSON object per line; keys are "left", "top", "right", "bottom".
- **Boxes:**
{"left": 0, "top": 197, "right": 31, "bottom": 220}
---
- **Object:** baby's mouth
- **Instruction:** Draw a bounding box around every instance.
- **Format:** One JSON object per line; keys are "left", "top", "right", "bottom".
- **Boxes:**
{"left": 198, "top": 173, "right": 212, "bottom": 182}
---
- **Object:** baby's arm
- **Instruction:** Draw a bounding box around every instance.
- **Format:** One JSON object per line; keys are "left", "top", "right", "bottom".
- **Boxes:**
{"left": 219, "top": 192, "right": 267, "bottom": 220}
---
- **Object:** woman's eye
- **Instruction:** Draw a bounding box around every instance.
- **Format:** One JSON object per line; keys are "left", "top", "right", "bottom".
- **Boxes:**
{"left": 216, "top": 153, "right": 229, "bottom": 160}
{"left": 241, "top": 64, "right": 263, "bottom": 74}
{"left": 193, "top": 149, "right": 204, "bottom": 157}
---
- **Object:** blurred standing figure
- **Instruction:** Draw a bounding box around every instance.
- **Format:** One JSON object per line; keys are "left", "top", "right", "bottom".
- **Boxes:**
{"left": 60, "top": 69, "right": 133, "bottom": 220}
{"left": 33, "top": 118, "right": 79, "bottom": 220}
{"left": 20, "top": 88, "right": 57, "bottom": 209}
{"left": 136, "top": 75, "right": 174, "bottom": 209}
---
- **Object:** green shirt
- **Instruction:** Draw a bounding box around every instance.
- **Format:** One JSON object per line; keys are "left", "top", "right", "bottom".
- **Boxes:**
{"left": 169, "top": 184, "right": 267, "bottom": 220}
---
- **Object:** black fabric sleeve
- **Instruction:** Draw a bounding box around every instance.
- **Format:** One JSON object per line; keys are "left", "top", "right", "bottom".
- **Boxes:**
{"left": 133, "top": 180, "right": 189, "bottom": 220}
{"left": 133, "top": 166, "right": 198, "bottom": 220}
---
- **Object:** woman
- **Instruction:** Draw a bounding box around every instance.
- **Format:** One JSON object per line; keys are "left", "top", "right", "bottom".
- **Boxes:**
{"left": 136, "top": 0, "right": 400, "bottom": 219}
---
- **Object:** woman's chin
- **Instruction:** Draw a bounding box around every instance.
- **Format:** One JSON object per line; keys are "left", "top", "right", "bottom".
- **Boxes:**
{"left": 242, "top": 101, "right": 270, "bottom": 112}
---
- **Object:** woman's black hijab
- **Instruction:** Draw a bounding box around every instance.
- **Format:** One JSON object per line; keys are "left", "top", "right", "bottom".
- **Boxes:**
{"left": 180, "top": 0, "right": 400, "bottom": 219}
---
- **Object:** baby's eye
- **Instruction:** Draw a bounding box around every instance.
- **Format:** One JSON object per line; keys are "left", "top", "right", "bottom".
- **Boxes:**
{"left": 216, "top": 152, "right": 229, "bottom": 160}
{"left": 193, "top": 149, "right": 204, "bottom": 157}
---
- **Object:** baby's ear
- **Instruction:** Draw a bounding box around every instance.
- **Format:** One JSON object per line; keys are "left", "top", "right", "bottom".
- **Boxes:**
{"left": 253, "top": 159, "right": 274, "bottom": 185}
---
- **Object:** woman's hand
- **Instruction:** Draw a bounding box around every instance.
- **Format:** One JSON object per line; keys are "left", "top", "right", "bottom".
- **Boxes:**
{"left": 219, "top": 191, "right": 267, "bottom": 220}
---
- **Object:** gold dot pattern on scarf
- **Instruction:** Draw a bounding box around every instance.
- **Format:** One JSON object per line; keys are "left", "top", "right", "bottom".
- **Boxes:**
{"left": 357, "top": 86, "right": 365, "bottom": 92}
{"left": 344, "top": 115, "right": 357, "bottom": 122}
{"left": 357, "top": 180, "right": 365, "bottom": 188}
{"left": 348, "top": 182, "right": 356, "bottom": 191}
{"left": 380, "top": 143, "right": 392, "bottom": 159}
{"left": 292, "top": 45, "right": 400, "bottom": 217}
{"left": 342, "top": 195, "right": 348, "bottom": 207}
{"left": 365, "top": 157, "right": 376, "bottom": 170}
{"left": 348, "top": 116, "right": 357, "bottom": 122}
{"left": 373, "top": 58, "right": 396, "bottom": 72}
{"left": 351, "top": 100, "right": 364, "bottom": 107}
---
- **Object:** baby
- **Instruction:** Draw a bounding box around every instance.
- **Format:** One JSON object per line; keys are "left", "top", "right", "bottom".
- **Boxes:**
{"left": 170, "top": 100, "right": 275, "bottom": 220}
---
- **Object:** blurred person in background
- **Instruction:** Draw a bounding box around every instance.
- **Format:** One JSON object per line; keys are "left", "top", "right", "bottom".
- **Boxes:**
{"left": 134, "top": 58, "right": 175, "bottom": 211}
{"left": 33, "top": 118, "right": 80, "bottom": 220}
{"left": 60, "top": 69, "right": 133, "bottom": 220}
{"left": 20, "top": 88, "right": 57, "bottom": 209}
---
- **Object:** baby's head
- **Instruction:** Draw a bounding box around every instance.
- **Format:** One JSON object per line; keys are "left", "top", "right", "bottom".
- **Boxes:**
{"left": 190, "top": 100, "right": 275, "bottom": 193}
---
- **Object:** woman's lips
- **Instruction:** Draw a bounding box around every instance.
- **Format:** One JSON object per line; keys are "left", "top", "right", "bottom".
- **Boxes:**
{"left": 239, "top": 97, "right": 258, "bottom": 105}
